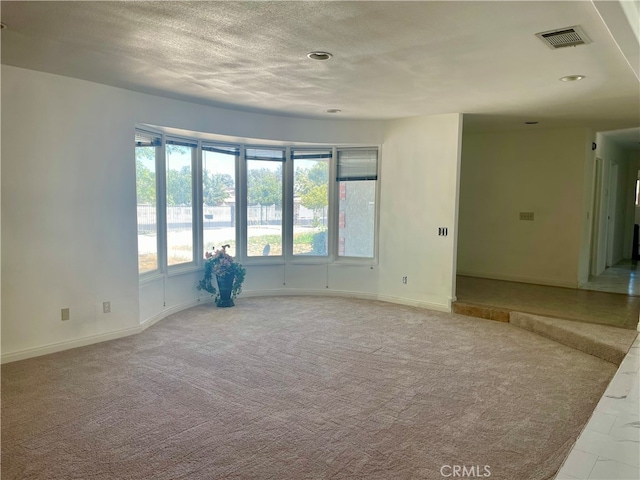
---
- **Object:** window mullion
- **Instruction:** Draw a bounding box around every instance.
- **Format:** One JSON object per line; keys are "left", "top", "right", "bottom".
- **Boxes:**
{"left": 284, "top": 146, "right": 294, "bottom": 261}
{"left": 157, "top": 137, "right": 168, "bottom": 273}
{"left": 328, "top": 146, "right": 338, "bottom": 261}
{"left": 238, "top": 146, "right": 247, "bottom": 262}
{"left": 194, "top": 143, "right": 203, "bottom": 265}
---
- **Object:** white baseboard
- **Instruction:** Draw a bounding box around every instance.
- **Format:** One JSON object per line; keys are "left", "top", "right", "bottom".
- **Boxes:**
{"left": 139, "top": 297, "right": 213, "bottom": 332}
{"left": 243, "top": 289, "right": 451, "bottom": 312}
{"left": 1, "top": 325, "right": 142, "bottom": 364}
{"left": 1, "top": 299, "right": 211, "bottom": 364}
{"left": 456, "top": 270, "right": 577, "bottom": 289}
{"left": 2, "top": 292, "right": 450, "bottom": 364}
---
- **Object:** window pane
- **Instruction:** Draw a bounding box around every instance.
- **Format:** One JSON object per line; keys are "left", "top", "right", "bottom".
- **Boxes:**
{"left": 136, "top": 145, "right": 158, "bottom": 273}
{"left": 166, "top": 143, "right": 195, "bottom": 266}
{"left": 203, "top": 147, "right": 237, "bottom": 257}
{"left": 338, "top": 180, "right": 376, "bottom": 258}
{"left": 247, "top": 158, "right": 283, "bottom": 256}
{"left": 293, "top": 151, "right": 329, "bottom": 256}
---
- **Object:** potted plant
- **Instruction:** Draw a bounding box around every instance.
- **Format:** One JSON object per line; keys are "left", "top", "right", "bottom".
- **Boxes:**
{"left": 197, "top": 245, "right": 246, "bottom": 307}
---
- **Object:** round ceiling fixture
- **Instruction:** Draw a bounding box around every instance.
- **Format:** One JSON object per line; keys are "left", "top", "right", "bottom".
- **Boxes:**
{"left": 307, "top": 51, "right": 333, "bottom": 61}
{"left": 560, "top": 75, "right": 585, "bottom": 82}
{"left": 326, "top": 109, "right": 341, "bottom": 114}
{"left": 524, "top": 121, "right": 539, "bottom": 125}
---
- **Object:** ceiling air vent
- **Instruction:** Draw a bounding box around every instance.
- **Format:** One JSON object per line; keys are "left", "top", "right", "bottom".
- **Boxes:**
{"left": 535, "top": 25, "right": 591, "bottom": 49}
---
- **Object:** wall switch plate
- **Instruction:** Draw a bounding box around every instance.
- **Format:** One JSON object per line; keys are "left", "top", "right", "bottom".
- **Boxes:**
{"left": 61, "top": 308, "right": 70, "bottom": 321}
{"left": 103, "top": 301, "right": 111, "bottom": 313}
{"left": 519, "top": 212, "right": 535, "bottom": 221}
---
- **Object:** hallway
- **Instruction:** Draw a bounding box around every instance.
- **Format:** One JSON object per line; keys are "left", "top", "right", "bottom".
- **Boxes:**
{"left": 580, "top": 260, "right": 640, "bottom": 296}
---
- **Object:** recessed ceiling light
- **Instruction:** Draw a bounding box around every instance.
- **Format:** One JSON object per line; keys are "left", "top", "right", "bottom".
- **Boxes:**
{"left": 525, "top": 121, "right": 539, "bottom": 125}
{"left": 307, "top": 51, "right": 333, "bottom": 61}
{"left": 326, "top": 109, "right": 341, "bottom": 114}
{"left": 560, "top": 75, "right": 585, "bottom": 82}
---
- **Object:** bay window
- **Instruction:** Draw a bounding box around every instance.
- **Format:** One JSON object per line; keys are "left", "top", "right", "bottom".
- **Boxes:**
{"left": 135, "top": 128, "right": 379, "bottom": 278}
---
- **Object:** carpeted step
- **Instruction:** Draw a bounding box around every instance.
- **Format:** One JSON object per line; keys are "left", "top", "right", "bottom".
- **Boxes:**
{"left": 452, "top": 301, "right": 510, "bottom": 322}
{"left": 510, "top": 312, "right": 638, "bottom": 365}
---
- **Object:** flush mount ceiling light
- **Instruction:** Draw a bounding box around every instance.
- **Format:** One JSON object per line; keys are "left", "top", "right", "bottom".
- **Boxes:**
{"left": 307, "top": 51, "right": 333, "bottom": 61}
{"left": 326, "top": 109, "right": 341, "bottom": 114}
{"left": 560, "top": 75, "right": 585, "bottom": 82}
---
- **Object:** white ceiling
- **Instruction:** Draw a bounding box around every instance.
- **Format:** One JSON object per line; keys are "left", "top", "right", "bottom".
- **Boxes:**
{"left": 1, "top": 1, "right": 639, "bottom": 143}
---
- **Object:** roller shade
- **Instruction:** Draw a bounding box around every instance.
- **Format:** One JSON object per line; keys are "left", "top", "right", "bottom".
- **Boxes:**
{"left": 337, "top": 149, "right": 378, "bottom": 181}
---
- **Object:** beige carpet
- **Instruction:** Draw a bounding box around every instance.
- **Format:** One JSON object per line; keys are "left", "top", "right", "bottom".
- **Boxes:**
{"left": 2, "top": 297, "right": 618, "bottom": 480}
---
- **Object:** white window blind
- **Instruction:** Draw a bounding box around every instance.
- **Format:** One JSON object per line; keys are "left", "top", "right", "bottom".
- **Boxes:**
{"left": 337, "top": 149, "right": 378, "bottom": 181}
{"left": 202, "top": 144, "right": 240, "bottom": 156}
{"left": 246, "top": 148, "right": 285, "bottom": 161}
{"left": 166, "top": 138, "right": 198, "bottom": 148}
{"left": 135, "top": 130, "right": 161, "bottom": 147}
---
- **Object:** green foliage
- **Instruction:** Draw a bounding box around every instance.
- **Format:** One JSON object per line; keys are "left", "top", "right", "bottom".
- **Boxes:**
{"left": 301, "top": 184, "right": 328, "bottom": 211}
{"left": 166, "top": 166, "right": 192, "bottom": 206}
{"left": 203, "top": 173, "right": 233, "bottom": 206}
{"left": 247, "top": 168, "right": 282, "bottom": 207}
{"left": 135, "top": 159, "right": 156, "bottom": 204}
{"left": 312, "top": 230, "right": 328, "bottom": 255}
{"left": 295, "top": 162, "right": 328, "bottom": 225}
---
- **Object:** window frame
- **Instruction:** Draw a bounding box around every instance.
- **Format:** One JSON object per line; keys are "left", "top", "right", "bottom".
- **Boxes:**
{"left": 333, "top": 147, "right": 381, "bottom": 265}
{"left": 135, "top": 126, "right": 381, "bottom": 279}
{"left": 135, "top": 128, "right": 163, "bottom": 281}
{"left": 164, "top": 136, "right": 199, "bottom": 274}
{"left": 201, "top": 142, "right": 241, "bottom": 259}
{"left": 243, "top": 146, "right": 287, "bottom": 265}
{"left": 288, "top": 147, "right": 334, "bottom": 264}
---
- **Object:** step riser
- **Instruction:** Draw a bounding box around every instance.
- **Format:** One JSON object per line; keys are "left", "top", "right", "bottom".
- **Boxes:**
{"left": 510, "top": 313, "right": 628, "bottom": 365}
{"left": 452, "top": 302, "right": 636, "bottom": 366}
{"left": 452, "top": 302, "right": 510, "bottom": 322}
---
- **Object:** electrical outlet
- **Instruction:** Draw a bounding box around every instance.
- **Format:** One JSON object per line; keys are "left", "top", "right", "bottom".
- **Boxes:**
{"left": 402, "top": 276, "right": 408, "bottom": 284}
{"left": 519, "top": 212, "right": 535, "bottom": 221}
{"left": 103, "top": 301, "right": 111, "bottom": 314}
{"left": 61, "top": 308, "right": 70, "bottom": 321}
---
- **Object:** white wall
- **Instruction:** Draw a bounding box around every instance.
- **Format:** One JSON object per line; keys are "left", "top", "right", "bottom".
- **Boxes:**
{"left": 379, "top": 115, "right": 463, "bottom": 304}
{"left": 457, "top": 127, "right": 594, "bottom": 288}
{"left": 1, "top": 66, "right": 463, "bottom": 362}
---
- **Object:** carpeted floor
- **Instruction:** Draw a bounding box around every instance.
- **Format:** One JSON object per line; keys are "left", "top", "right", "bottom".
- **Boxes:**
{"left": 1, "top": 297, "right": 618, "bottom": 479}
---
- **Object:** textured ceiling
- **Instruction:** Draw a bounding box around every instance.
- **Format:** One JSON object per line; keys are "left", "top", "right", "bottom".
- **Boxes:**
{"left": 1, "top": 1, "right": 639, "bottom": 139}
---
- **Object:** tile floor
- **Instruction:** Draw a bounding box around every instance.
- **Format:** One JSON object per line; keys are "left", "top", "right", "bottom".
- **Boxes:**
{"left": 580, "top": 260, "right": 640, "bottom": 297}
{"left": 555, "top": 336, "right": 640, "bottom": 480}
{"left": 456, "top": 276, "right": 640, "bottom": 330}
